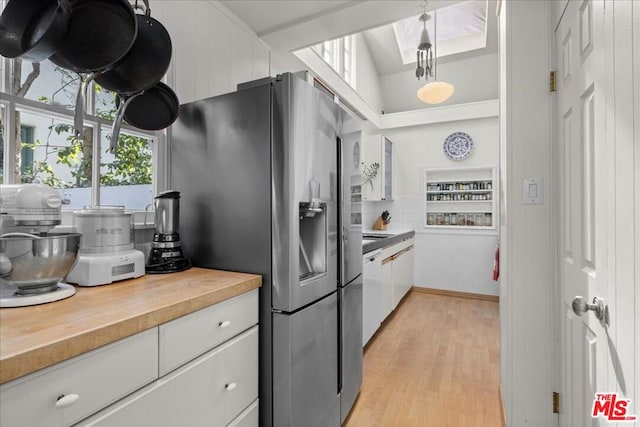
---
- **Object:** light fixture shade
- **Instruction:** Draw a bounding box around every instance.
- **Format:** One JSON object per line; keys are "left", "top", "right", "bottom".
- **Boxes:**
{"left": 417, "top": 81, "right": 455, "bottom": 104}
{"left": 418, "top": 28, "right": 431, "bottom": 50}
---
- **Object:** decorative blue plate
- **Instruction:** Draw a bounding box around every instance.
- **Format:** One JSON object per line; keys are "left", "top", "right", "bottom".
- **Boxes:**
{"left": 443, "top": 132, "right": 474, "bottom": 160}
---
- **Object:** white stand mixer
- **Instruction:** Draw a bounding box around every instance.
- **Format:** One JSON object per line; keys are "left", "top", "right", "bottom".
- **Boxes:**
{"left": 0, "top": 184, "right": 79, "bottom": 307}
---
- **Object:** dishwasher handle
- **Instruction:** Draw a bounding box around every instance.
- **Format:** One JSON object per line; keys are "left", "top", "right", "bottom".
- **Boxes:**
{"left": 364, "top": 250, "right": 382, "bottom": 264}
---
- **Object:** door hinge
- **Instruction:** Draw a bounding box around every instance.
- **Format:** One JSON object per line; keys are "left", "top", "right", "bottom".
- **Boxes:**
{"left": 553, "top": 392, "right": 560, "bottom": 414}
{"left": 549, "top": 71, "right": 557, "bottom": 92}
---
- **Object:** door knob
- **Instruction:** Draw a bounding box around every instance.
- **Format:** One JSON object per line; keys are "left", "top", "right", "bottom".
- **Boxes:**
{"left": 572, "top": 296, "right": 605, "bottom": 321}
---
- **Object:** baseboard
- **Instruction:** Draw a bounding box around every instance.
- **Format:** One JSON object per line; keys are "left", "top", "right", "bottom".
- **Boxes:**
{"left": 500, "top": 386, "right": 506, "bottom": 427}
{"left": 411, "top": 286, "right": 499, "bottom": 302}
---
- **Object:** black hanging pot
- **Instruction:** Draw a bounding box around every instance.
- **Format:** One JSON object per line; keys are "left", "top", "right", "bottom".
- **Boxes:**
{"left": 0, "top": 0, "right": 71, "bottom": 62}
{"left": 95, "top": 0, "right": 172, "bottom": 95}
{"left": 48, "top": 0, "right": 137, "bottom": 138}
{"left": 49, "top": 0, "right": 137, "bottom": 73}
{"left": 110, "top": 82, "right": 179, "bottom": 153}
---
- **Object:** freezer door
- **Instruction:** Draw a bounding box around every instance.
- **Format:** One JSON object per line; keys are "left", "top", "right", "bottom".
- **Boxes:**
{"left": 272, "top": 292, "right": 340, "bottom": 427}
{"left": 339, "top": 109, "right": 363, "bottom": 286}
{"left": 272, "top": 74, "right": 340, "bottom": 312}
{"left": 340, "top": 275, "right": 363, "bottom": 423}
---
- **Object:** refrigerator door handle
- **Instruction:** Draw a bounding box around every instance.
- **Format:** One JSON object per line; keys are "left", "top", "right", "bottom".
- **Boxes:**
{"left": 336, "top": 136, "right": 345, "bottom": 285}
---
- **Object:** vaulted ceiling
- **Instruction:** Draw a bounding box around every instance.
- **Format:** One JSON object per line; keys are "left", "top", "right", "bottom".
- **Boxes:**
{"left": 219, "top": 0, "right": 499, "bottom": 114}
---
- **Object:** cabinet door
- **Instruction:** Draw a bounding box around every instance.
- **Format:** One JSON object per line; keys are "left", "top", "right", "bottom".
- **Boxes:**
{"left": 381, "top": 257, "right": 393, "bottom": 319}
{"left": 0, "top": 329, "right": 158, "bottom": 427}
{"left": 79, "top": 327, "right": 258, "bottom": 427}
{"left": 402, "top": 246, "right": 414, "bottom": 298}
{"left": 361, "top": 135, "right": 382, "bottom": 201}
{"left": 392, "top": 246, "right": 414, "bottom": 308}
{"left": 382, "top": 138, "right": 392, "bottom": 201}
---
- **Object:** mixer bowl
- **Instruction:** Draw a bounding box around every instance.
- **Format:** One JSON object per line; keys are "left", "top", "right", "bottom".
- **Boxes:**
{"left": 0, "top": 233, "right": 81, "bottom": 294}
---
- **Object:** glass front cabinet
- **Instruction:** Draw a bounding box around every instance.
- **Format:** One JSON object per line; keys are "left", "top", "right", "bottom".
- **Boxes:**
{"left": 424, "top": 167, "right": 497, "bottom": 230}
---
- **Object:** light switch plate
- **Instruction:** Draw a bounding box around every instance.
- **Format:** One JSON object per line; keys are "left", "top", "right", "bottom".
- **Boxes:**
{"left": 523, "top": 178, "right": 544, "bottom": 204}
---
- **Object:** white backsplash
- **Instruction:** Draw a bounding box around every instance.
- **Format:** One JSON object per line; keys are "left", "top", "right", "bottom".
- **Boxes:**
{"left": 363, "top": 197, "right": 422, "bottom": 231}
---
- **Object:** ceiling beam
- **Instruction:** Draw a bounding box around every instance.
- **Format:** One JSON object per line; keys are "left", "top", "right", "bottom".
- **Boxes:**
{"left": 259, "top": 0, "right": 466, "bottom": 52}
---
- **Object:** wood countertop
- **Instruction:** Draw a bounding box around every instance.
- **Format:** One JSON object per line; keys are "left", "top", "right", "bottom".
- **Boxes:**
{"left": 0, "top": 267, "right": 262, "bottom": 385}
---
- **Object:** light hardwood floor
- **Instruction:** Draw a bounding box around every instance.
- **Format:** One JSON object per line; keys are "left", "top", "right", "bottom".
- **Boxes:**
{"left": 344, "top": 290, "right": 501, "bottom": 427}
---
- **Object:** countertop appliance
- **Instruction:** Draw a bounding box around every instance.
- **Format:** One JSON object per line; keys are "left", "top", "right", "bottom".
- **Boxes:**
{"left": 146, "top": 190, "right": 191, "bottom": 273}
{"left": 170, "top": 72, "right": 363, "bottom": 427}
{"left": 66, "top": 206, "right": 145, "bottom": 286}
{"left": 0, "top": 184, "right": 78, "bottom": 307}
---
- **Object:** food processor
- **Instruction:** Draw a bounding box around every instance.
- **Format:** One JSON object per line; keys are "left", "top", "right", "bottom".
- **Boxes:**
{"left": 146, "top": 190, "right": 191, "bottom": 273}
{"left": 0, "top": 184, "right": 81, "bottom": 307}
{"left": 66, "top": 206, "right": 145, "bottom": 286}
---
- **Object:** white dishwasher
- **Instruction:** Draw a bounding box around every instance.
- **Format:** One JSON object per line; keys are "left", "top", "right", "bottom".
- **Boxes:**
{"left": 363, "top": 249, "right": 382, "bottom": 347}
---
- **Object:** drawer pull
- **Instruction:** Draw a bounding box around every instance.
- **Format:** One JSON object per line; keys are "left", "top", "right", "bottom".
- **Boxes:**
{"left": 218, "top": 320, "right": 231, "bottom": 329}
{"left": 225, "top": 382, "right": 237, "bottom": 391}
{"left": 55, "top": 394, "right": 80, "bottom": 408}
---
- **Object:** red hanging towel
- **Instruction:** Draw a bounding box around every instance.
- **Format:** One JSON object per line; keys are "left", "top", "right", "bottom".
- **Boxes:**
{"left": 492, "top": 244, "right": 500, "bottom": 281}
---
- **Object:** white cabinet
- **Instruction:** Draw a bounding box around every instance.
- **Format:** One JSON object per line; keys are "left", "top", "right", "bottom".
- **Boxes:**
{"left": 380, "top": 255, "right": 394, "bottom": 320}
{"left": 391, "top": 246, "right": 414, "bottom": 308}
{"left": 362, "top": 135, "right": 393, "bottom": 201}
{"left": 79, "top": 327, "right": 259, "bottom": 427}
{"left": 0, "top": 330, "right": 158, "bottom": 427}
{"left": 0, "top": 290, "right": 259, "bottom": 427}
{"left": 425, "top": 167, "right": 496, "bottom": 229}
{"left": 159, "top": 290, "right": 258, "bottom": 376}
{"left": 381, "top": 237, "right": 414, "bottom": 316}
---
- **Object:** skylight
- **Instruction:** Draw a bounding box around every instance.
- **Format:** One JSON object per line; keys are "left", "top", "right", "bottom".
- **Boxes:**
{"left": 393, "top": 0, "right": 487, "bottom": 65}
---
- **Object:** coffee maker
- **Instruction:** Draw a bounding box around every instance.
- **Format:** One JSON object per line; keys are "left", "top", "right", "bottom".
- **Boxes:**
{"left": 146, "top": 190, "right": 191, "bottom": 273}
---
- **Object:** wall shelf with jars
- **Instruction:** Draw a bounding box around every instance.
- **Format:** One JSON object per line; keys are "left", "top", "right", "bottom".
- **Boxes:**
{"left": 424, "top": 167, "right": 497, "bottom": 230}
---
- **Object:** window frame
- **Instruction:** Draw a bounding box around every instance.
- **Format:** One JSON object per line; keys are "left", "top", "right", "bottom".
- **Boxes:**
{"left": 0, "top": 56, "right": 166, "bottom": 213}
{"left": 314, "top": 35, "right": 356, "bottom": 88}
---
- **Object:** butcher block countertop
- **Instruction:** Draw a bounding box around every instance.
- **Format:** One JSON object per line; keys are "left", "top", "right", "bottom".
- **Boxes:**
{"left": 0, "top": 267, "right": 262, "bottom": 385}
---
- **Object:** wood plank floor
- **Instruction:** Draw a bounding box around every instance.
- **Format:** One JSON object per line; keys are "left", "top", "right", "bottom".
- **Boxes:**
{"left": 344, "top": 290, "right": 501, "bottom": 427}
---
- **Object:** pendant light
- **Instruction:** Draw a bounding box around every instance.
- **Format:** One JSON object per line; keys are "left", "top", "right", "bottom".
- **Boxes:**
{"left": 415, "top": 3, "right": 454, "bottom": 104}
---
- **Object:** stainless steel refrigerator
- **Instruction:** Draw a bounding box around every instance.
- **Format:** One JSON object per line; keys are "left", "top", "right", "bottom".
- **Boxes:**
{"left": 169, "top": 72, "right": 362, "bottom": 427}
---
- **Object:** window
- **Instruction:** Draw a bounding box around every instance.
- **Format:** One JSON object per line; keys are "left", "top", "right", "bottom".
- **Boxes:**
{"left": 20, "top": 125, "right": 34, "bottom": 176}
{"left": 313, "top": 36, "right": 356, "bottom": 88}
{"left": 0, "top": 56, "right": 158, "bottom": 210}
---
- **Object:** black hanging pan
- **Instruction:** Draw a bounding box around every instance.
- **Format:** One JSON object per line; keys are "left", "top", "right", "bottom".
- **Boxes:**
{"left": 110, "top": 83, "right": 179, "bottom": 153}
{"left": 48, "top": 0, "right": 137, "bottom": 138}
{"left": 49, "top": 0, "right": 137, "bottom": 73}
{"left": 95, "top": 0, "right": 172, "bottom": 96}
{"left": 0, "top": 0, "right": 71, "bottom": 62}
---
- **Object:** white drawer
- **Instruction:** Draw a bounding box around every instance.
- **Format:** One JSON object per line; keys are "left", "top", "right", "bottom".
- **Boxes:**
{"left": 382, "top": 237, "right": 413, "bottom": 259}
{"left": 0, "top": 328, "right": 158, "bottom": 427}
{"left": 228, "top": 399, "right": 259, "bottom": 427}
{"left": 159, "top": 288, "right": 258, "bottom": 376}
{"left": 78, "top": 326, "right": 259, "bottom": 427}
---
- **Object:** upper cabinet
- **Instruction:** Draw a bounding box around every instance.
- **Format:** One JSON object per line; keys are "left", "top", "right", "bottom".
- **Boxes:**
{"left": 362, "top": 135, "right": 393, "bottom": 201}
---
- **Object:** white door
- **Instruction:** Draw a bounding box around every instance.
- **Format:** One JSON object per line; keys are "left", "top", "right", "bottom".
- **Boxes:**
{"left": 555, "top": 0, "right": 638, "bottom": 425}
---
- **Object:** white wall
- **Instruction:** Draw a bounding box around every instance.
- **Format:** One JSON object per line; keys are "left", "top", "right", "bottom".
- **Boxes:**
{"left": 379, "top": 52, "right": 499, "bottom": 113}
{"left": 499, "top": 1, "right": 554, "bottom": 425}
{"left": 363, "top": 115, "right": 499, "bottom": 296}
{"left": 353, "top": 34, "right": 383, "bottom": 116}
{"left": 151, "top": 1, "right": 270, "bottom": 103}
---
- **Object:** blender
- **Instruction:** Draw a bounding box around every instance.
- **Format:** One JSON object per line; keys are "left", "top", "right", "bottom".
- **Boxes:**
{"left": 146, "top": 190, "right": 191, "bottom": 273}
